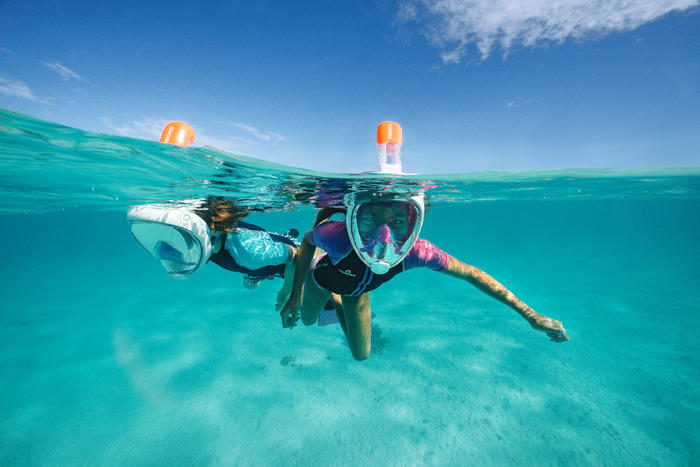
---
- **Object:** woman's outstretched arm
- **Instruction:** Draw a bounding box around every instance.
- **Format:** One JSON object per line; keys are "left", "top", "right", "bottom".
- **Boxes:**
{"left": 441, "top": 256, "right": 568, "bottom": 342}
{"left": 275, "top": 244, "right": 298, "bottom": 312}
{"left": 279, "top": 231, "right": 316, "bottom": 328}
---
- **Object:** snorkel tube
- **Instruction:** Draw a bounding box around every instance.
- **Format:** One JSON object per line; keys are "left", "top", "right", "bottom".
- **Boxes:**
{"left": 344, "top": 121, "right": 427, "bottom": 273}
{"left": 376, "top": 121, "right": 403, "bottom": 174}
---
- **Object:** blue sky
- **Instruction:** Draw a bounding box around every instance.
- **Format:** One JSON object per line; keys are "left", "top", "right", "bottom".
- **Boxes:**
{"left": 1, "top": 0, "right": 698, "bottom": 173}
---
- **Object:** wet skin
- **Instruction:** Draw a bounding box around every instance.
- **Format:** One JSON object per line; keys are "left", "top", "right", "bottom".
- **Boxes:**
{"left": 280, "top": 215, "right": 568, "bottom": 361}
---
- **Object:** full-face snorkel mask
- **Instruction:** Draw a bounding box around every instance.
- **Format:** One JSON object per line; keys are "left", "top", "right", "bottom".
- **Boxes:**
{"left": 127, "top": 203, "right": 213, "bottom": 279}
{"left": 346, "top": 193, "right": 425, "bottom": 274}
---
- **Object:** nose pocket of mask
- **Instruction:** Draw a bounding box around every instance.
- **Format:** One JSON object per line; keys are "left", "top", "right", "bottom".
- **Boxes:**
{"left": 155, "top": 241, "right": 195, "bottom": 266}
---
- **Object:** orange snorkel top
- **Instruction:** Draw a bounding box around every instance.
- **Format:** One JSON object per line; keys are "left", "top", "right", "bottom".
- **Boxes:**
{"left": 160, "top": 121, "right": 195, "bottom": 147}
{"left": 376, "top": 121, "right": 402, "bottom": 146}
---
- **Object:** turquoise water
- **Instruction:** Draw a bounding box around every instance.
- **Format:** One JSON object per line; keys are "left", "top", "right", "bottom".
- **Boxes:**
{"left": 1, "top": 108, "right": 699, "bottom": 465}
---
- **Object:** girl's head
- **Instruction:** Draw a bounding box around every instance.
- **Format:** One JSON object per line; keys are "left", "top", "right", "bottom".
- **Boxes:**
{"left": 196, "top": 198, "right": 249, "bottom": 233}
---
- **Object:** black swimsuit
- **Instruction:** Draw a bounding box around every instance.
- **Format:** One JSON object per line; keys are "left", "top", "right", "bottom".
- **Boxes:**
{"left": 312, "top": 249, "right": 404, "bottom": 296}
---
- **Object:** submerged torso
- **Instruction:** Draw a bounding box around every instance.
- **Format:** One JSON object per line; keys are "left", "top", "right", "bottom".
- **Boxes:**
{"left": 209, "top": 221, "right": 297, "bottom": 279}
{"left": 311, "top": 221, "right": 449, "bottom": 295}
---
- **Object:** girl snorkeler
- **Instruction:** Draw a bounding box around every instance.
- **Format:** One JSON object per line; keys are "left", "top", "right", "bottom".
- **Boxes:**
{"left": 128, "top": 197, "right": 299, "bottom": 310}
{"left": 280, "top": 194, "right": 568, "bottom": 361}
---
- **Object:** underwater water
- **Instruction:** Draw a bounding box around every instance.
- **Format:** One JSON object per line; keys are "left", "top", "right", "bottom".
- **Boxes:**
{"left": 1, "top": 108, "right": 699, "bottom": 466}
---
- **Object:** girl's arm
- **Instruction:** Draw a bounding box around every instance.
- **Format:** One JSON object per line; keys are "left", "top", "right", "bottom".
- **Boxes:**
{"left": 279, "top": 231, "right": 316, "bottom": 328}
{"left": 441, "top": 255, "right": 568, "bottom": 342}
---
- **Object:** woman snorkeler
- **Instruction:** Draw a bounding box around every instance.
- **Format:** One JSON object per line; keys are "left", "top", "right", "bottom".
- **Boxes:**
{"left": 280, "top": 193, "right": 568, "bottom": 361}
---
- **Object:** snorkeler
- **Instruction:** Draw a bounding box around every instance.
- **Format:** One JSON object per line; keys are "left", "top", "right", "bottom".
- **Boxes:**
{"left": 129, "top": 122, "right": 300, "bottom": 308}
{"left": 128, "top": 197, "right": 299, "bottom": 311}
{"left": 280, "top": 194, "right": 568, "bottom": 361}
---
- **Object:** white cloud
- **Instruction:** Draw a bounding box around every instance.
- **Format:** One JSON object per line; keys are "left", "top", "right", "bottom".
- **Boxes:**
{"left": 232, "top": 122, "right": 286, "bottom": 143}
{"left": 101, "top": 118, "right": 285, "bottom": 154}
{"left": 0, "top": 76, "right": 36, "bottom": 100}
{"left": 102, "top": 117, "right": 169, "bottom": 140}
{"left": 197, "top": 132, "right": 256, "bottom": 150}
{"left": 506, "top": 98, "right": 532, "bottom": 108}
{"left": 398, "top": 0, "right": 699, "bottom": 63}
{"left": 101, "top": 118, "right": 256, "bottom": 151}
{"left": 0, "top": 47, "right": 12, "bottom": 54}
{"left": 43, "top": 61, "right": 82, "bottom": 81}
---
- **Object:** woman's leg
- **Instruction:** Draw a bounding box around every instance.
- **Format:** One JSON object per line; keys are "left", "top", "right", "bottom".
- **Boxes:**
{"left": 340, "top": 293, "right": 372, "bottom": 361}
{"left": 300, "top": 269, "right": 332, "bottom": 326}
{"left": 330, "top": 294, "right": 348, "bottom": 337}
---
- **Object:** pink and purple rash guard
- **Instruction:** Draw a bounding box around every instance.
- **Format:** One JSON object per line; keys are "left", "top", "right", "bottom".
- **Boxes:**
{"left": 310, "top": 221, "right": 449, "bottom": 296}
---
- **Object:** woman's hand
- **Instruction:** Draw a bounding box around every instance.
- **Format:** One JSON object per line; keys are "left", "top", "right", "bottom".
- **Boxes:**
{"left": 526, "top": 314, "right": 569, "bottom": 342}
{"left": 280, "top": 295, "right": 300, "bottom": 329}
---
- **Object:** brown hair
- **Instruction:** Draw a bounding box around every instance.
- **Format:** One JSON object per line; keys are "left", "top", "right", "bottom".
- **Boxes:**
{"left": 195, "top": 198, "right": 249, "bottom": 233}
{"left": 313, "top": 207, "right": 346, "bottom": 227}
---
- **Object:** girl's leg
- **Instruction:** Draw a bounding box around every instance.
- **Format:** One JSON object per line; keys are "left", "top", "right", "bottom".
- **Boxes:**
{"left": 340, "top": 293, "right": 372, "bottom": 361}
{"left": 300, "top": 269, "right": 332, "bottom": 326}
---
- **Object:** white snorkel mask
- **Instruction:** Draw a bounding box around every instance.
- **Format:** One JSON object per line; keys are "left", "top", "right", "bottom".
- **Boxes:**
{"left": 127, "top": 204, "right": 213, "bottom": 279}
{"left": 346, "top": 193, "right": 425, "bottom": 274}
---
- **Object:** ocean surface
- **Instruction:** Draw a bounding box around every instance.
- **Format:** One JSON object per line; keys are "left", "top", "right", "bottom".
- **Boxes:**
{"left": 1, "top": 108, "right": 699, "bottom": 466}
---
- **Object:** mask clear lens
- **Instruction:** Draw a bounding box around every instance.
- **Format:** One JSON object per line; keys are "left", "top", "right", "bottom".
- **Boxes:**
{"left": 356, "top": 201, "right": 417, "bottom": 247}
{"left": 346, "top": 195, "right": 425, "bottom": 274}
